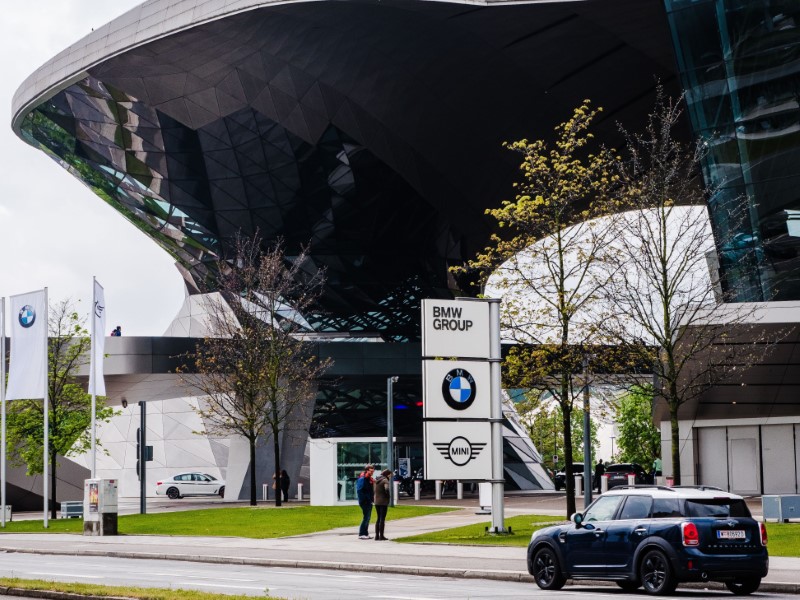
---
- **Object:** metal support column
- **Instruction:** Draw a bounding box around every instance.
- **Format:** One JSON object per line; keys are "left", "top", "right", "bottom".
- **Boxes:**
{"left": 488, "top": 299, "right": 506, "bottom": 533}
{"left": 387, "top": 376, "right": 398, "bottom": 507}
{"left": 139, "top": 401, "right": 146, "bottom": 515}
{"left": 583, "top": 355, "right": 593, "bottom": 506}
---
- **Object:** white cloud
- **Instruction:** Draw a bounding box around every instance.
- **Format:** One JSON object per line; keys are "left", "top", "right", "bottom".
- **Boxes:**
{"left": 1, "top": 2, "right": 185, "bottom": 335}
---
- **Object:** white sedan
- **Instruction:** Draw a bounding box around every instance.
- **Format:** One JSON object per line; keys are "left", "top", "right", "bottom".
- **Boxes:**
{"left": 155, "top": 473, "right": 225, "bottom": 499}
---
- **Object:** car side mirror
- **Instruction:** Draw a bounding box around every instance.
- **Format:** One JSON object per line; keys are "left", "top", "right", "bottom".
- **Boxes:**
{"left": 571, "top": 513, "right": 583, "bottom": 528}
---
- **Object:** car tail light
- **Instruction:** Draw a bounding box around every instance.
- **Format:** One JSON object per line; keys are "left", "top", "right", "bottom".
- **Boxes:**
{"left": 760, "top": 523, "right": 768, "bottom": 546}
{"left": 156, "top": 481, "right": 162, "bottom": 486}
{"left": 682, "top": 522, "right": 700, "bottom": 546}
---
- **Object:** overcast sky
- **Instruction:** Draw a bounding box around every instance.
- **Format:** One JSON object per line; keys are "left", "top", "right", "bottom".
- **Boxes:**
{"left": 1, "top": 2, "right": 185, "bottom": 336}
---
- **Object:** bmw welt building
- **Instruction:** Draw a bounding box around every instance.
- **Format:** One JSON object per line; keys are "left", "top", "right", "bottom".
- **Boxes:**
{"left": 11, "top": 0, "right": 800, "bottom": 500}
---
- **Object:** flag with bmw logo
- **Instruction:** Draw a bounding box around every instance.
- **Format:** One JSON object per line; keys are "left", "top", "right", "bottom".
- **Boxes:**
{"left": 6, "top": 289, "right": 47, "bottom": 400}
{"left": 88, "top": 279, "right": 106, "bottom": 396}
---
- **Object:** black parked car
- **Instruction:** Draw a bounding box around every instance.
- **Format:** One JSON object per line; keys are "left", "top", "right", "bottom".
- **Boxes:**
{"left": 554, "top": 463, "right": 585, "bottom": 491}
{"left": 605, "top": 462, "right": 650, "bottom": 489}
{"left": 527, "top": 486, "right": 768, "bottom": 595}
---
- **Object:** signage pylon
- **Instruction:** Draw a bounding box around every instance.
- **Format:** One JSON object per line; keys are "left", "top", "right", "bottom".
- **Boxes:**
{"left": 421, "top": 297, "right": 506, "bottom": 533}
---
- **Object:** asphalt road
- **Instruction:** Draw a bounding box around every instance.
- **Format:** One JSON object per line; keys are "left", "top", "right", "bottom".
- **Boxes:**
{"left": 0, "top": 553, "right": 794, "bottom": 600}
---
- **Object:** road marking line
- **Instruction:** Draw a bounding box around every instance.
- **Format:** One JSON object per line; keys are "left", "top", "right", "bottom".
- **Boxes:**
{"left": 188, "top": 583, "right": 268, "bottom": 591}
{"left": 28, "top": 573, "right": 103, "bottom": 579}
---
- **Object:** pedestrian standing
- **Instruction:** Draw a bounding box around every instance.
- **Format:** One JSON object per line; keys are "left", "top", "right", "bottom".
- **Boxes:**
{"left": 374, "top": 469, "right": 392, "bottom": 541}
{"left": 594, "top": 459, "right": 605, "bottom": 493}
{"left": 280, "top": 469, "right": 290, "bottom": 502}
{"left": 652, "top": 456, "right": 663, "bottom": 482}
{"left": 356, "top": 464, "right": 375, "bottom": 539}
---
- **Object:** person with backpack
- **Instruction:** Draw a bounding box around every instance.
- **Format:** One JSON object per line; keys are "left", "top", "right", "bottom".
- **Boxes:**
{"left": 356, "top": 464, "right": 375, "bottom": 539}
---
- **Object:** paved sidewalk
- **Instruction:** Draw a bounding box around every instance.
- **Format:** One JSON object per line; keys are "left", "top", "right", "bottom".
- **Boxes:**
{"left": 0, "top": 493, "right": 799, "bottom": 596}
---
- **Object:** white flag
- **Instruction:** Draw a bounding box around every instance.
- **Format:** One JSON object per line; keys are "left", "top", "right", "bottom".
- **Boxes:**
{"left": 6, "top": 290, "right": 47, "bottom": 400}
{"left": 89, "top": 280, "right": 106, "bottom": 396}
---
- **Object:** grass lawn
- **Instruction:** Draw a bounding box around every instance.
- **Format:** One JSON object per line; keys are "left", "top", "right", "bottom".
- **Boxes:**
{"left": 765, "top": 522, "right": 800, "bottom": 557}
{"left": 398, "top": 517, "right": 800, "bottom": 555}
{"left": 396, "top": 514, "right": 562, "bottom": 547}
{"left": 0, "top": 577, "right": 284, "bottom": 599}
{"left": 0, "top": 505, "right": 452, "bottom": 538}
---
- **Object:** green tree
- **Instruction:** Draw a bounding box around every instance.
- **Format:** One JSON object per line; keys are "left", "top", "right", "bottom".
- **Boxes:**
{"left": 518, "top": 394, "right": 599, "bottom": 471}
{"left": 5, "top": 299, "right": 115, "bottom": 519}
{"left": 614, "top": 386, "right": 660, "bottom": 468}
{"left": 182, "top": 234, "right": 333, "bottom": 506}
{"left": 458, "top": 101, "right": 622, "bottom": 517}
{"left": 602, "top": 89, "right": 778, "bottom": 484}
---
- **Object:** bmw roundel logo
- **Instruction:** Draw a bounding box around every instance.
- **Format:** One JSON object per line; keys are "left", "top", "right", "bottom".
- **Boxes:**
{"left": 18, "top": 305, "right": 36, "bottom": 328}
{"left": 441, "top": 368, "right": 477, "bottom": 411}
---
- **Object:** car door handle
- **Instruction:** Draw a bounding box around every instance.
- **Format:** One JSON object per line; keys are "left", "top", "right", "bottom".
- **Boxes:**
{"left": 593, "top": 529, "right": 604, "bottom": 536}
{"left": 634, "top": 527, "right": 647, "bottom": 534}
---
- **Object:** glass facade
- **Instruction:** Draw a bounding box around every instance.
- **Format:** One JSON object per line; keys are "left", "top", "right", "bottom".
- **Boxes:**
{"left": 14, "top": 0, "right": 685, "bottom": 493}
{"left": 336, "top": 441, "right": 387, "bottom": 501}
{"left": 666, "top": 0, "right": 800, "bottom": 301}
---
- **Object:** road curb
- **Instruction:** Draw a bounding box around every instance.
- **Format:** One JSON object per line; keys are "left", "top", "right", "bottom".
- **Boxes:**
{"left": 0, "top": 547, "right": 797, "bottom": 596}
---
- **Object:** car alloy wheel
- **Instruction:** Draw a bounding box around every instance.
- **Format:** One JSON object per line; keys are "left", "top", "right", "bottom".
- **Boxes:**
{"left": 725, "top": 577, "right": 761, "bottom": 595}
{"left": 639, "top": 549, "right": 677, "bottom": 595}
{"left": 166, "top": 487, "right": 181, "bottom": 500}
{"left": 532, "top": 547, "right": 566, "bottom": 590}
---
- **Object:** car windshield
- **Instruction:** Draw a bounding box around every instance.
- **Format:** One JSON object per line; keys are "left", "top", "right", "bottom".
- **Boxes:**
{"left": 684, "top": 499, "right": 751, "bottom": 518}
{"left": 583, "top": 495, "right": 624, "bottom": 522}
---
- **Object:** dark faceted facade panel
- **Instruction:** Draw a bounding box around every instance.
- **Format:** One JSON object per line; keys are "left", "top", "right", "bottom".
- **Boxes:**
{"left": 666, "top": 0, "right": 800, "bottom": 302}
{"left": 18, "top": 0, "right": 679, "bottom": 339}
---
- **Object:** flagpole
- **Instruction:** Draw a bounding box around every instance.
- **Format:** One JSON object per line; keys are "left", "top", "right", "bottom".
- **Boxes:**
{"left": 1, "top": 297, "right": 6, "bottom": 529}
{"left": 43, "top": 287, "right": 48, "bottom": 529}
{"left": 91, "top": 277, "right": 96, "bottom": 479}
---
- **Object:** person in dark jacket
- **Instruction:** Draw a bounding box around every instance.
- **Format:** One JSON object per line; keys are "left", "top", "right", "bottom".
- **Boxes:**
{"left": 356, "top": 464, "right": 375, "bottom": 539}
{"left": 280, "top": 469, "right": 290, "bottom": 502}
{"left": 594, "top": 459, "right": 605, "bottom": 493}
{"left": 373, "top": 469, "right": 392, "bottom": 541}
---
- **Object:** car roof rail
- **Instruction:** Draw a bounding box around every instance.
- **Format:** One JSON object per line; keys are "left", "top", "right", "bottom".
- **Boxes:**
{"left": 614, "top": 484, "right": 676, "bottom": 491}
{"left": 670, "top": 485, "right": 724, "bottom": 491}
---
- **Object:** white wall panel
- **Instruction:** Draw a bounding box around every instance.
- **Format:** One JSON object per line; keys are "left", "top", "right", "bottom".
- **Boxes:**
{"left": 763, "top": 424, "right": 796, "bottom": 494}
{"left": 697, "top": 427, "right": 728, "bottom": 490}
{"left": 728, "top": 426, "right": 760, "bottom": 495}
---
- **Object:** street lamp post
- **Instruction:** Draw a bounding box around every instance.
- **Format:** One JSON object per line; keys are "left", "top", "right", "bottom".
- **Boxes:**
{"left": 611, "top": 436, "right": 616, "bottom": 461}
{"left": 387, "top": 376, "right": 398, "bottom": 507}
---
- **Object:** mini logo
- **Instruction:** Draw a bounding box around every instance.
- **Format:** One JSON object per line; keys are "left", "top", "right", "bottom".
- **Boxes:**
{"left": 441, "top": 368, "right": 477, "bottom": 411}
{"left": 94, "top": 300, "right": 105, "bottom": 319}
{"left": 18, "top": 305, "right": 36, "bottom": 328}
{"left": 434, "top": 436, "right": 486, "bottom": 466}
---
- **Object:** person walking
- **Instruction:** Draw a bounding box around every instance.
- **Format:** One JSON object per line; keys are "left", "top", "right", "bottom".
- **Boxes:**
{"left": 594, "top": 459, "right": 605, "bottom": 493}
{"left": 280, "top": 469, "right": 290, "bottom": 502}
{"left": 373, "top": 469, "right": 392, "bottom": 541}
{"left": 356, "top": 464, "right": 375, "bottom": 539}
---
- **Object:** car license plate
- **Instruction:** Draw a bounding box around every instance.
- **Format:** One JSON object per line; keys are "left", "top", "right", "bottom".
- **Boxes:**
{"left": 717, "top": 530, "right": 745, "bottom": 540}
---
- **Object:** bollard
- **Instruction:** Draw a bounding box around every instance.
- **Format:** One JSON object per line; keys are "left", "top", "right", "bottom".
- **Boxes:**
{"left": 435, "top": 480, "right": 443, "bottom": 500}
{"left": 297, "top": 483, "right": 303, "bottom": 502}
{"left": 262, "top": 483, "right": 269, "bottom": 501}
{"left": 656, "top": 476, "right": 664, "bottom": 486}
{"left": 393, "top": 480, "right": 400, "bottom": 503}
{"left": 574, "top": 474, "right": 582, "bottom": 497}
{"left": 414, "top": 480, "right": 421, "bottom": 501}
{"left": 456, "top": 481, "right": 463, "bottom": 500}
{"left": 666, "top": 476, "right": 674, "bottom": 487}
{"left": 627, "top": 474, "right": 636, "bottom": 486}
{"left": 601, "top": 474, "right": 608, "bottom": 493}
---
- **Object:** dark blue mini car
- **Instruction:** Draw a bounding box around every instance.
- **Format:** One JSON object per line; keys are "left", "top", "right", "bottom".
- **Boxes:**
{"left": 527, "top": 486, "right": 768, "bottom": 595}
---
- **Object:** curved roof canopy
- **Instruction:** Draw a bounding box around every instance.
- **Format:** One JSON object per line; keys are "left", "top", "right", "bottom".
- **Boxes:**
{"left": 12, "top": 0, "right": 681, "bottom": 340}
